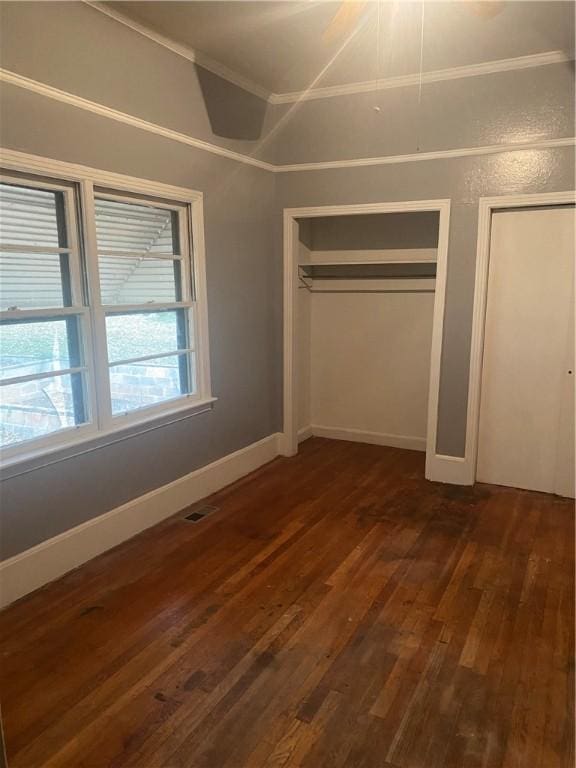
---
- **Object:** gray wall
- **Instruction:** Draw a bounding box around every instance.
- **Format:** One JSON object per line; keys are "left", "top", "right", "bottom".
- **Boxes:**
{"left": 264, "top": 62, "right": 575, "bottom": 164}
{"left": 0, "top": 1, "right": 272, "bottom": 154}
{"left": 0, "top": 1, "right": 574, "bottom": 558}
{"left": 275, "top": 144, "right": 575, "bottom": 457}
{"left": 0, "top": 84, "right": 279, "bottom": 559}
{"left": 309, "top": 212, "right": 440, "bottom": 251}
{"left": 265, "top": 17, "right": 574, "bottom": 457}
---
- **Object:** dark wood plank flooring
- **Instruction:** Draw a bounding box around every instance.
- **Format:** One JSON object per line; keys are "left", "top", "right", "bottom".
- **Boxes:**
{"left": 0, "top": 438, "right": 574, "bottom": 768}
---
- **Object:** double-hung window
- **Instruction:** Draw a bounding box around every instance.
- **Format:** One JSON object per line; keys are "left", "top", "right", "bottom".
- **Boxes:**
{"left": 0, "top": 163, "right": 211, "bottom": 464}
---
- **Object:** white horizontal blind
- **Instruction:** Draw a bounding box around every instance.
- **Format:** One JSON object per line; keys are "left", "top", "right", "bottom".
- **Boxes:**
{"left": 99, "top": 256, "right": 180, "bottom": 305}
{"left": 95, "top": 196, "right": 183, "bottom": 305}
{"left": 0, "top": 184, "right": 70, "bottom": 310}
{"left": 95, "top": 197, "right": 175, "bottom": 254}
{"left": 0, "top": 185, "right": 61, "bottom": 246}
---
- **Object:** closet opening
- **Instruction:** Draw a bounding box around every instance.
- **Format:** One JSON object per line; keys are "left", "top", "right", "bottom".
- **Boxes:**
{"left": 282, "top": 201, "right": 451, "bottom": 482}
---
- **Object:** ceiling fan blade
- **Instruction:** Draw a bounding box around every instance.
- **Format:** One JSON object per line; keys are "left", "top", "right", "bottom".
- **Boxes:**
{"left": 323, "top": 0, "right": 369, "bottom": 44}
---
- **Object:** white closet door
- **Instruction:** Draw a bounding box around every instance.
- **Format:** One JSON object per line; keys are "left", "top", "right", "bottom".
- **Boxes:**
{"left": 477, "top": 206, "right": 575, "bottom": 496}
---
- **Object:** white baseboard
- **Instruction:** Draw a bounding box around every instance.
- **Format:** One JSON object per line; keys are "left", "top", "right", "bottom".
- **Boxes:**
{"left": 310, "top": 425, "right": 426, "bottom": 452}
{"left": 0, "top": 433, "right": 281, "bottom": 609}
{"left": 307, "top": 425, "right": 473, "bottom": 484}
{"left": 425, "top": 452, "right": 474, "bottom": 485}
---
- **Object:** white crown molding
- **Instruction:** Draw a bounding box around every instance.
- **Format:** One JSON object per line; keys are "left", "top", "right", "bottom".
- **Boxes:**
{"left": 84, "top": 2, "right": 570, "bottom": 107}
{"left": 275, "top": 137, "right": 576, "bottom": 173}
{"left": 85, "top": 0, "right": 272, "bottom": 102}
{"left": 0, "top": 68, "right": 274, "bottom": 173}
{"left": 1, "top": 68, "right": 574, "bottom": 175}
{"left": 269, "top": 50, "right": 571, "bottom": 104}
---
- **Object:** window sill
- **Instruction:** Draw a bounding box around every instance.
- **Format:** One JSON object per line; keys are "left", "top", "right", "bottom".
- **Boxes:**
{"left": 0, "top": 396, "right": 218, "bottom": 478}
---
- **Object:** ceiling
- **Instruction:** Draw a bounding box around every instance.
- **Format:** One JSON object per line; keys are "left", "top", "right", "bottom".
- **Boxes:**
{"left": 109, "top": 1, "right": 575, "bottom": 95}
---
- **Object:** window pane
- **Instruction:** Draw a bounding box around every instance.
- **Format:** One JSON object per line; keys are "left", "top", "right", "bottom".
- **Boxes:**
{"left": 0, "top": 183, "right": 66, "bottom": 248}
{"left": 95, "top": 198, "right": 179, "bottom": 256}
{"left": 0, "top": 372, "right": 86, "bottom": 447}
{"left": 109, "top": 354, "right": 190, "bottom": 415}
{"left": 0, "top": 318, "right": 81, "bottom": 381}
{"left": 99, "top": 256, "right": 180, "bottom": 305}
{"left": 0, "top": 251, "right": 71, "bottom": 310}
{"left": 105, "top": 310, "right": 189, "bottom": 363}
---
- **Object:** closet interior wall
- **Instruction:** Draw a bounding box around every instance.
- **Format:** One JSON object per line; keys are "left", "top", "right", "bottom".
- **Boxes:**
{"left": 296, "top": 212, "right": 440, "bottom": 451}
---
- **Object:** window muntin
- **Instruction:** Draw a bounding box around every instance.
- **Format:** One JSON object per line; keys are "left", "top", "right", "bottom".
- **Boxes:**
{"left": 0, "top": 317, "right": 82, "bottom": 381}
{"left": 0, "top": 171, "right": 208, "bottom": 461}
{"left": 104, "top": 310, "right": 190, "bottom": 363}
{"left": 109, "top": 354, "right": 188, "bottom": 415}
{"left": 0, "top": 372, "right": 88, "bottom": 448}
{"left": 106, "top": 311, "right": 193, "bottom": 415}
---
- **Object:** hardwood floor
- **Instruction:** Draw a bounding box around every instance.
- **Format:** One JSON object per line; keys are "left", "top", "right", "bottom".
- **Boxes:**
{"left": 0, "top": 438, "right": 574, "bottom": 768}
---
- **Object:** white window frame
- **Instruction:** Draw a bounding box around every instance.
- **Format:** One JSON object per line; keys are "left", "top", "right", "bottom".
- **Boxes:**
{"left": 0, "top": 150, "right": 213, "bottom": 468}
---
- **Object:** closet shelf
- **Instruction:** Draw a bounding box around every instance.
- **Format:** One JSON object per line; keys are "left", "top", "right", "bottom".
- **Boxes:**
{"left": 298, "top": 261, "right": 437, "bottom": 280}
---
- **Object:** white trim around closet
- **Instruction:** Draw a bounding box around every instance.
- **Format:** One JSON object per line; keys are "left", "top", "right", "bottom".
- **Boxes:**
{"left": 464, "top": 190, "right": 576, "bottom": 485}
{"left": 280, "top": 199, "right": 453, "bottom": 485}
